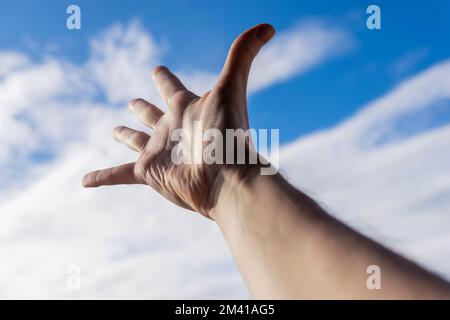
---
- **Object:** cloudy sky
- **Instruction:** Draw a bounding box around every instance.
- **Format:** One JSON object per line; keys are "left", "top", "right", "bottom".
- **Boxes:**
{"left": 0, "top": 1, "right": 450, "bottom": 298}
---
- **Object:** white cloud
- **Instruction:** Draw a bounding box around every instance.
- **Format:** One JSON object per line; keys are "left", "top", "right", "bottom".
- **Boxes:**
{"left": 281, "top": 59, "right": 450, "bottom": 279}
{"left": 249, "top": 21, "right": 353, "bottom": 92}
{"left": 2, "top": 20, "right": 450, "bottom": 299}
{"left": 0, "top": 52, "right": 30, "bottom": 78}
{"left": 0, "top": 20, "right": 351, "bottom": 198}
{"left": 88, "top": 20, "right": 163, "bottom": 104}
{"left": 176, "top": 21, "right": 354, "bottom": 95}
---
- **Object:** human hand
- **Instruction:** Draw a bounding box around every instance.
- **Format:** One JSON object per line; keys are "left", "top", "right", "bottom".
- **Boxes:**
{"left": 82, "top": 24, "right": 275, "bottom": 218}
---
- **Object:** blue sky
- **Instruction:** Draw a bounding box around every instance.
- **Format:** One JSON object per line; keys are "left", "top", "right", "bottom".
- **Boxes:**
{"left": 2, "top": 0, "right": 450, "bottom": 142}
{"left": 1, "top": 1, "right": 450, "bottom": 299}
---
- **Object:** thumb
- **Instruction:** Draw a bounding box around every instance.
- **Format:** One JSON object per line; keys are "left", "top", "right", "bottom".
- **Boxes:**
{"left": 217, "top": 23, "right": 275, "bottom": 91}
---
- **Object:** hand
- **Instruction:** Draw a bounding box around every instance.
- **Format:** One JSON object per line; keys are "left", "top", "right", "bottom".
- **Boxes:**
{"left": 82, "top": 24, "right": 275, "bottom": 218}
{"left": 82, "top": 23, "right": 450, "bottom": 299}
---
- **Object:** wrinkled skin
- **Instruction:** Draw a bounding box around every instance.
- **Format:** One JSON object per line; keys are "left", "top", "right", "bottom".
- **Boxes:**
{"left": 82, "top": 24, "right": 275, "bottom": 217}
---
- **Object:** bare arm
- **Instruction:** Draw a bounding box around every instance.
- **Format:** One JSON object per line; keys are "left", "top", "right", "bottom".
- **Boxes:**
{"left": 211, "top": 169, "right": 450, "bottom": 299}
{"left": 83, "top": 23, "right": 450, "bottom": 299}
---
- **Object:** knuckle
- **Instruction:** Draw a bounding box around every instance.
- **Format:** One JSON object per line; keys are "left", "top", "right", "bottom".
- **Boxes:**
{"left": 96, "top": 170, "right": 107, "bottom": 182}
{"left": 133, "top": 132, "right": 148, "bottom": 149}
{"left": 169, "top": 90, "right": 192, "bottom": 107}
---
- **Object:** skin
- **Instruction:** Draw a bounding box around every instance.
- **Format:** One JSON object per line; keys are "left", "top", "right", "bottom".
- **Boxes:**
{"left": 83, "top": 24, "right": 450, "bottom": 299}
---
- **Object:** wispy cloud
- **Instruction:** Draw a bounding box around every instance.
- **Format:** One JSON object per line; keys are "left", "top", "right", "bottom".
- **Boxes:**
{"left": 5, "top": 20, "right": 450, "bottom": 299}
{"left": 0, "top": 52, "right": 30, "bottom": 78}
{"left": 0, "top": 20, "right": 353, "bottom": 194}
{"left": 178, "top": 21, "right": 354, "bottom": 94}
{"left": 249, "top": 21, "right": 353, "bottom": 92}
{"left": 0, "top": 20, "right": 354, "bottom": 298}
{"left": 389, "top": 47, "right": 430, "bottom": 78}
{"left": 281, "top": 59, "right": 450, "bottom": 279}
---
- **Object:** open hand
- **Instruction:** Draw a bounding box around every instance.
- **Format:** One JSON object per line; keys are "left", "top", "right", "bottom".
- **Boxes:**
{"left": 82, "top": 24, "right": 275, "bottom": 218}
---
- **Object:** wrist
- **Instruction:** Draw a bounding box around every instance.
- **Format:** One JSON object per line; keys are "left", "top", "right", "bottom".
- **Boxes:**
{"left": 208, "top": 165, "right": 325, "bottom": 238}
{"left": 207, "top": 164, "right": 262, "bottom": 221}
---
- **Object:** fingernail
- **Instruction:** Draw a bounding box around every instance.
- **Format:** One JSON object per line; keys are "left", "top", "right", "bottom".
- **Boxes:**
{"left": 153, "top": 65, "right": 167, "bottom": 78}
{"left": 128, "top": 99, "right": 138, "bottom": 110}
{"left": 256, "top": 24, "right": 275, "bottom": 42}
{"left": 82, "top": 174, "right": 90, "bottom": 188}
{"left": 113, "top": 126, "right": 122, "bottom": 139}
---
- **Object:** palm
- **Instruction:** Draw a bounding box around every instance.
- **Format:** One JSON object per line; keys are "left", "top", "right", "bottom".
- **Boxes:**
{"left": 138, "top": 88, "right": 230, "bottom": 216}
{"left": 83, "top": 24, "right": 275, "bottom": 218}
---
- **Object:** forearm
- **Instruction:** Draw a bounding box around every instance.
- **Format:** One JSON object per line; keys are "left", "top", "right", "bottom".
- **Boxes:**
{"left": 210, "top": 170, "right": 450, "bottom": 299}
